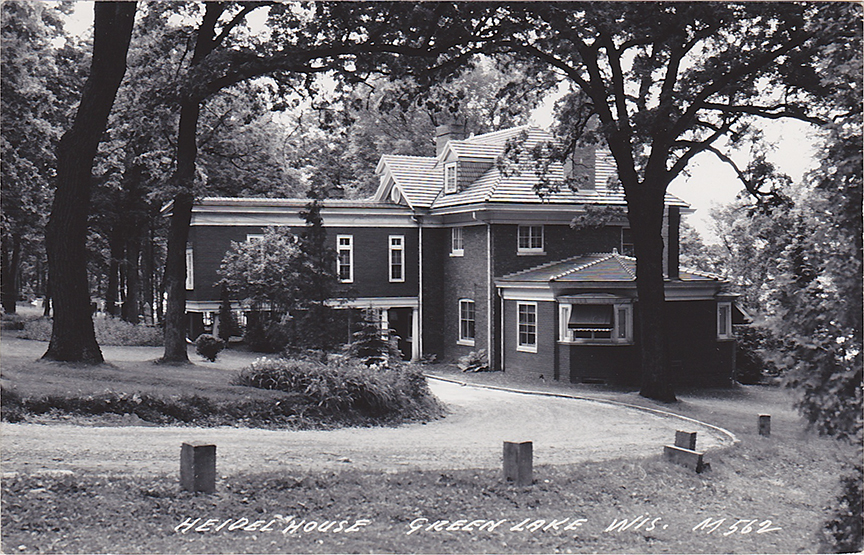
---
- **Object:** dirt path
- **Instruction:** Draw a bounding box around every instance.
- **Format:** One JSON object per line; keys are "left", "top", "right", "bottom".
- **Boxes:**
{"left": 0, "top": 379, "right": 732, "bottom": 477}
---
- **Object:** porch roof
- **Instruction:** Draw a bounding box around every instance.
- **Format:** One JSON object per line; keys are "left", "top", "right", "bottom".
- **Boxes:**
{"left": 496, "top": 251, "right": 724, "bottom": 285}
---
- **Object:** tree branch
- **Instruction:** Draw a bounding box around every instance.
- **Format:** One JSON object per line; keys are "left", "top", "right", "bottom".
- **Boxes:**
{"left": 701, "top": 101, "right": 825, "bottom": 125}
{"left": 212, "top": 2, "right": 274, "bottom": 49}
{"left": 671, "top": 30, "right": 812, "bottom": 138}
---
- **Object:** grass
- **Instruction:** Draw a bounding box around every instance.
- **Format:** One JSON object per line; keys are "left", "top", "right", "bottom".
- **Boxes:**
{"left": 0, "top": 431, "right": 853, "bottom": 554}
{"left": 0, "top": 336, "right": 442, "bottom": 428}
{"left": 1, "top": 331, "right": 858, "bottom": 553}
{"left": 15, "top": 315, "right": 163, "bottom": 346}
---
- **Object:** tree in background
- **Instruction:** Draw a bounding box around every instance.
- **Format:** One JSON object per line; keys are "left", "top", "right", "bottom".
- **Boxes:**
{"left": 1, "top": 3, "right": 85, "bottom": 313}
{"left": 703, "top": 8, "right": 862, "bottom": 546}
{"left": 42, "top": 2, "right": 137, "bottom": 363}
{"left": 281, "top": 58, "right": 547, "bottom": 199}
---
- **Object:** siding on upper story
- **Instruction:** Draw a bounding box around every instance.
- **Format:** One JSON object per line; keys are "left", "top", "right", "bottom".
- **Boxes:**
{"left": 187, "top": 225, "right": 419, "bottom": 304}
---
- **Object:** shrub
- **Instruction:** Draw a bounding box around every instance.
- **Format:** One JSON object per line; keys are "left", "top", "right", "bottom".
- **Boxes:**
{"left": 234, "top": 356, "right": 442, "bottom": 420}
{"left": 244, "top": 313, "right": 291, "bottom": 353}
{"left": 457, "top": 349, "right": 489, "bottom": 372}
{"left": 823, "top": 464, "right": 863, "bottom": 553}
{"left": 734, "top": 326, "right": 780, "bottom": 384}
{"left": 195, "top": 334, "right": 224, "bottom": 362}
{"left": 17, "top": 316, "right": 162, "bottom": 346}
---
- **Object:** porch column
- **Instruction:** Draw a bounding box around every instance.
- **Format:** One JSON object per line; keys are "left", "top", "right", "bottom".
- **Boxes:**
{"left": 411, "top": 307, "right": 420, "bottom": 362}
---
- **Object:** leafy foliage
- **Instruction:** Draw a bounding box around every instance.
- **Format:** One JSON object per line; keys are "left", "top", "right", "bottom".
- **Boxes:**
{"left": 457, "top": 349, "right": 489, "bottom": 373}
{"left": 233, "top": 356, "right": 440, "bottom": 419}
{"left": 823, "top": 464, "right": 863, "bottom": 553}
{"left": 18, "top": 316, "right": 162, "bottom": 347}
{"left": 216, "top": 282, "right": 238, "bottom": 342}
{"left": 1, "top": 2, "right": 85, "bottom": 312}
{"left": 219, "top": 196, "right": 340, "bottom": 353}
{"left": 194, "top": 334, "right": 224, "bottom": 362}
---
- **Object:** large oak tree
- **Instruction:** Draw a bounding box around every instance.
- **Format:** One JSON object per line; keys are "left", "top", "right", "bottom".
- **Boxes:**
{"left": 159, "top": 2, "right": 503, "bottom": 362}
{"left": 490, "top": 2, "right": 858, "bottom": 401}
{"left": 42, "top": 1, "right": 136, "bottom": 362}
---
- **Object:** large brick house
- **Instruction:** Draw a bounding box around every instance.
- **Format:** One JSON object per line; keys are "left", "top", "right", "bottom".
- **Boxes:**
{"left": 185, "top": 125, "right": 740, "bottom": 385}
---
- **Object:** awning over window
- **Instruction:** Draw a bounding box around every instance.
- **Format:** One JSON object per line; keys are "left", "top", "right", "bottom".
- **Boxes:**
{"left": 568, "top": 304, "right": 613, "bottom": 330}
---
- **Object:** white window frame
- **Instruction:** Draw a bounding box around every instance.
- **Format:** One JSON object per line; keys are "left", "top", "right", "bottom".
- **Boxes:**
{"left": 517, "top": 225, "right": 544, "bottom": 255}
{"left": 516, "top": 301, "right": 538, "bottom": 353}
{"left": 337, "top": 235, "right": 353, "bottom": 283}
{"left": 717, "top": 301, "right": 733, "bottom": 340}
{"left": 185, "top": 247, "right": 194, "bottom": 290}
{"left": 246, "top": 234, "right": 264, "bottom": 243}
{"left": 389, "top": 235, "right": 405, "bottom": 283}
{"left": 444, "top": 162, "right": 458, "bottom": 194}
{"left": 458, "top": 299, "right": 475, "bottom": 346}
{"left": 558, "top": 302, "right": 633, "bottom": 345}
{"left": 451, "top": 227, "right": 464, "bottom": 257}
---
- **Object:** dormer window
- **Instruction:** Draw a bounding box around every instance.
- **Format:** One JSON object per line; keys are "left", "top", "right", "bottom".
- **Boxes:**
{"left": 444, "top": 162, "right": 458, "bottom": 194}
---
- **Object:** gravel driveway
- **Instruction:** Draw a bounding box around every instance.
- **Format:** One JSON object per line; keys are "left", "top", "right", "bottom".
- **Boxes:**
{"left": 1, "top": 378, "right": 732, "bottom": 478}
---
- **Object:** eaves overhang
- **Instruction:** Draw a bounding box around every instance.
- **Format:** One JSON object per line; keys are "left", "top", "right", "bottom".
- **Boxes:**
{"left": 189, "top": 197, "right": 418, "bottom": 228}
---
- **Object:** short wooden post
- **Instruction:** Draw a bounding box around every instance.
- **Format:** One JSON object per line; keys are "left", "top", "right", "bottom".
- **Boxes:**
{"left": 181, "top": 442, "right": 216, "bottom": 493}
{"left": 758, "top": 414, "right": 771, "bottom": 437}
{"left": 503, "top": 441, "right": 533, "bottom": 487}
{"left": 674, "top": 430, "right": 697, "bottom": 451}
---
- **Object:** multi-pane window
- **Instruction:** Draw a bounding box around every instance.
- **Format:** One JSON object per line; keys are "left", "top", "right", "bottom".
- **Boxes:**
{"left": 717, "top": 302, "right": 732, "bottom": 339}
{"left": 517, "top": 225, "right": 543, "bottom": 253}
{"left": 185, "top": 248, "right": 194, "bottom": 290}
{"left": 517, "top": 302, "right": 537, "bottom": 352}
{"left": 621, "top": 227, "right": 635, "bottom": 256}
{"left": 389, "top": 235, "right": 404, "bottom": 282}
{"left": 444, "top": 162, "right": 457, "bottom": 194}
{"left": 451, "top": 227, "right": 464, "bottom": 256}
{"left": 337, "top": 235, "right": 353, "bottom": 283}
{"left": 459, "top": 299, "right": 475, "bottom": 345}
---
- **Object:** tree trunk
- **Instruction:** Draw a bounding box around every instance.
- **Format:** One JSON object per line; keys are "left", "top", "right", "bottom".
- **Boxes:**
{"left": 1, "top": 231, "right": 21, "bottom": 313}
{"left": 42, "top": 2, "right": 136, "bottom": 363}
{"left": 106, "top": 229, "right": 123, "bottom": 316}
{"left": 160, "top": 3, "right": 224, "bottom": 363}
{"left": 122, "top": 234, "right": 141, "bottom": 324}
{"left": 161, "top": 192, "right": 193, "bottom": 361}
{"left": 627, "top": 183, "right": 677, "bottom": 403}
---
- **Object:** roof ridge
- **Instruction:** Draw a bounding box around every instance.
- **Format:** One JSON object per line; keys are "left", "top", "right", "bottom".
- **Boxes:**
{"left": 466, "top": 125, "right": 532, "bottom": 143}
{"left": 612, "top": 252, "right": 637, "bottom": 280}
{"left": 550, "top": 252, "right": 615, "bottom": 280}
{"left": 681, "top": 266, "right": 724, "bottom": 280}
{"left": 500, "top": 253, "right": 588, "bottom": 280}
{"left": 384, "top": 153, "right": 436, "bottom": 160}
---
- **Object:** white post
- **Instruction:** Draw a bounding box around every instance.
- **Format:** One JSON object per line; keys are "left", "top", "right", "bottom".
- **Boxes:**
{"left": 411, "top": 307, "right": 420, "bottom": 362}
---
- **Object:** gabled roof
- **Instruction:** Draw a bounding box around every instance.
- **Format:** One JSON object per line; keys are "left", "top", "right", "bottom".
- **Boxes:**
{"left": 375, "top": 125, "right": 690, "bottom": 213}
{"left": 376, "top": 155, "right": 440, "bottom": 209}
{"left": 497, "top": 252, "right": 723, "bottom": 284}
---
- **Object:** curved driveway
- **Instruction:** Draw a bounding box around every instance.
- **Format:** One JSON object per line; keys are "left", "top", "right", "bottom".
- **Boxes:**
{"left": 1, "top": 379, "right": 731, "bottom": 477}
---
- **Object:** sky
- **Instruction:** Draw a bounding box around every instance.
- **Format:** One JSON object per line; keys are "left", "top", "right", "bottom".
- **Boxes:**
{"left": 64, "top": 2, "right": 822, "bottom": 244}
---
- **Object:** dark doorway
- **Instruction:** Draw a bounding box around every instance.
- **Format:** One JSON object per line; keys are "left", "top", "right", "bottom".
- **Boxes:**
{"left": 388, "top": 307, "right": 413, "bottom": 361}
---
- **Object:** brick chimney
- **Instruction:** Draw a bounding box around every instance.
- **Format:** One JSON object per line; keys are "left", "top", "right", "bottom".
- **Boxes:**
{"left": 435, "top": 123, "right": 466, "bottom": 157}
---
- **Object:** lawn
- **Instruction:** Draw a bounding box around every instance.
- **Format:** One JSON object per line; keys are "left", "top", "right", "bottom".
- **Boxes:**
{"left": 1, "top": 332, "right": 858, "bottom": 553}
{"left": 0, "top": 335, "right": 442, "bottom": 428}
